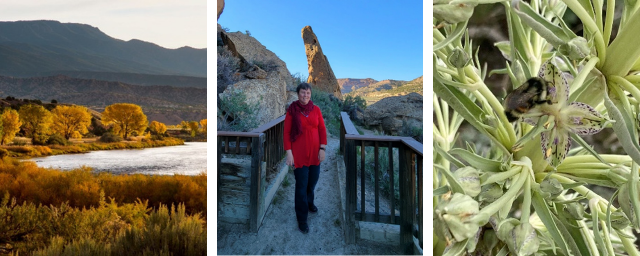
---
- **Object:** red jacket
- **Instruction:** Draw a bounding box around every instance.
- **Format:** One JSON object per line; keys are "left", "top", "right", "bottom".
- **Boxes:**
{"left": 284, "top": 105, "right": 327, "bottom": 169}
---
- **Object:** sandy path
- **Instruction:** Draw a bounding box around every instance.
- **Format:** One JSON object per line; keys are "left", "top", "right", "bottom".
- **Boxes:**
{"left": 216, "top": 134, "right": 400, "bottom": 255}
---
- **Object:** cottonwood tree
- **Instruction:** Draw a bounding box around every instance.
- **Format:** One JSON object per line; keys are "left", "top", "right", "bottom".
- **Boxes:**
{"left": 199, "top": 119, "right": 207, "bottom": 133}
{"left": 19, "top": 104, "right": 52, "bottom": 144}
{"left": 101, "top": 103, "right": 148, "bottom": 139}
{"left": 51, "top": 105, "right": 92, "bottom": 140}
{"left": 0, "top": 109, "right": 20, "bottom": 145}
{"left": 188, "top": 121, "right": 199, "bottom": 137}
{"left": 149, "top": 121, "right": 167, "bottom": 135}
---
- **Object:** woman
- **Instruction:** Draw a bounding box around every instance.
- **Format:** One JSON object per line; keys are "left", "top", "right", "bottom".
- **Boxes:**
{"left": 284, "top": 82, "right": 327, "bottom": 234}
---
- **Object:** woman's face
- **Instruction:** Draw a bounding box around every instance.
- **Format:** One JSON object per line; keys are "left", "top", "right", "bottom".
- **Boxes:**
{"left": 298, "top": 88, "right": 311, "bottom": 105}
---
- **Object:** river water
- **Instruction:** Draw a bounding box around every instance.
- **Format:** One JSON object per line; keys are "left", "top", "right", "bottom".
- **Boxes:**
{"left": 29, "top": 142, "right": 207, "bottom": 175}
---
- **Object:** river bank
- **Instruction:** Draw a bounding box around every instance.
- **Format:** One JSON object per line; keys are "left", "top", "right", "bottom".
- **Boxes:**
{"left": 3, "top": 137, "right": 185, "bottom": 158}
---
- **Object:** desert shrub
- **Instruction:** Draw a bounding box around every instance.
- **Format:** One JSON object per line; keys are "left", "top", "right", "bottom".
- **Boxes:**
{"left": 342, "top": 95, "right": 367, "bottom": 125}
{"left": 31, "top": 133, "right": 50, "bottom": 146}
{"left": 292, "top": 72, "right": 307, "bottom": 86}
{"left": 252, "top": 59, "right": 279, "bottom": 72}
{"left": 11, "top": 137, "right": 27, "bottom": 146}
{"left": 310, "top": 90, "right": 341, "bottom": 136}
{"left": 99, "top": 132, "right": 123, "bottom": 143}
{"left": 46, "top": 134, "right": 68, "bottom": 146}
{"left": 217, "top": 46, "right": 241, "bottom": 88}
{"left": 399, "top": 119, "right": 423, "bottom": 143}
{"left": 218, "top": 90, "right": 260, "bottom": 132}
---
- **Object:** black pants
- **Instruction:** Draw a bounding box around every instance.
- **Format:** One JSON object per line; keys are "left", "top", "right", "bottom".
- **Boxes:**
{"left": 294, "top": 164, "right": 320, "bottom": 223}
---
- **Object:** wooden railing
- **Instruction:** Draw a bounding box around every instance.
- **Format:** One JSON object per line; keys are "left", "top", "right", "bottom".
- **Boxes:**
{"left": 340, "top": 112, "right": 423, "bottom": 254}
{"left": 217, "top": 115, "right": 286, "bottom": 232}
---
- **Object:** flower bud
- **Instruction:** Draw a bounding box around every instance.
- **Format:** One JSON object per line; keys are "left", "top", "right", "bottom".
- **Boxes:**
{"left": 617, "top": 183, "right": 637, "bottom": 227}
{"left": 448, "top": 48, "right": 471, "bottom": 69}
{"left": 479, "top": 183, "right": 503, "bottom": 204}
{"left": 435, "top": 193, "right": 481, "bottom": 242}
{"left": 559, "top": 37, "right": 590, "bottom": 60}
{"left": 454, "top": 166, "right": 481, "bottom": 197}
{"left": 498, "top": 219, "right": 540, "bottom": 256}
{"left": 564, "top": 202, "right": 585, "bottom": 220}
{"left": 540, "top": 177, "right": 563, "bottom": 199}
{"left": 434, "top": 0, "right": 478, "bottom": 24}
{"left": 610, "top": 210, "right": 631, "bottom": 230}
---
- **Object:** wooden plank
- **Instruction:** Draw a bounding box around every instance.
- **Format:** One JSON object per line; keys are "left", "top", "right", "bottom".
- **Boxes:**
{"left": 225, "top": 137, "right": 229, "bottom": 153}
{"left": 355, "top": 212, "right": 400, "bottom": 224}
{"left": 217, "top": 136, "right": 223, "bottom": 213}
{"left": 374, "top": 141, "right": 379, "bottom": 222}
{"left": 340, "top": 120, "right": 345, "bottom": 154}
{"left": 341, "top": 112, "right": 359, "bottom": 135}
{"left": 250, "top": 115, "right": 285, "bottom": 133}
{"left": 235, "top": 137, "right": 240, "bottom": 154}
{"left": 249, "top": 133, "right": 265, "bottom": 232}
{"left": 399, "top": 145, "right": 415, "bottom": 254}
{"left": 345, "top": 134, "right": 407, "bottom": 143}
{"left": 401, "top": 137, "right": 423, "bottom": 156}
{"left": 360, "top": 140, "right": 365, "bottom": 221}
{"left": 345, "top": 139, "right": 357, "bottom": 244}
{"left": 389, "top": 141, "right": 395, "bottom": 224}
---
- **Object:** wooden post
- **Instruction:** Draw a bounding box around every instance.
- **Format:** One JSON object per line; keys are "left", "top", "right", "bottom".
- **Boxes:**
{"left": 217, "top": 136, "right": 223, "bottom": 216}
{"left": 340, "top": 115, "right": 345, "bottom": 154}
{"left": 360, "top": 140, "right": 365, "bottom": 220}
{"left": 389, "top": 142, "right": 395, "bottom": 224}
{"left": 399, "top": 145, "right": 415, "bottom": 254}
{"left": 417, "top": 156, "right": 423, "bottom": 250}
{"left": 374, "top": 141, "right": 379, "bottom": 222}
{"left": 345, "top": 139, "right": 357, "bottom": 244}
{"left": 250, "top": 133, "right": 265, "bottom": 232}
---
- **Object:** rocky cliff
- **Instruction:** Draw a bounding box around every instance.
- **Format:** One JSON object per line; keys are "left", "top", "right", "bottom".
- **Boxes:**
{"left": 302, "top": 26, "right": 342, "bottom": 99}
{"left": 363, "top": 92, "right": 423, "bottom": 135}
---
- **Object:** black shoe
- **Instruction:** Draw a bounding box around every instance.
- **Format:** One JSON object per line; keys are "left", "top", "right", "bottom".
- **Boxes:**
{"left": 309, "top": 204, "right": 318, "bottom": 213}
{"left": 298, "top": 222, "right": 309, "bottom": 234}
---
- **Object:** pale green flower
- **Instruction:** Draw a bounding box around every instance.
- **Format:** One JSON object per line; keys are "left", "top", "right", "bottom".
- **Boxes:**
{"left": 521, "top": 60, "right": 609, "bottom": 167}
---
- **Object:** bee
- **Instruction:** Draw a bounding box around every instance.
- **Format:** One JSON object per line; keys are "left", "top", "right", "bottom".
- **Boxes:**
{"left": 504, "top": 77, "right": 552, "bottom": 122}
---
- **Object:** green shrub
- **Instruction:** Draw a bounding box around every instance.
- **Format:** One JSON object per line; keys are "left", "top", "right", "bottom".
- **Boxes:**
{"left": 217, "top": 90, "right": 259, "bottom": 132}
{"left": 99, "top": 132, "right": 123, "bottom": 143}
{"left": 11, "top": 137, "right": 27, "bottom": 146}
{"left": 310, "top": 90, "right": 341, "bottom": 136}
{"left": 46, "top": 134, "right": 68, "bottom": 146}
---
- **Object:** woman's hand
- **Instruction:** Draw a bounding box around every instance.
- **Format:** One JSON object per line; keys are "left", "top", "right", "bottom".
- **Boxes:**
{"left": 286, "top": 150, "right": 294, "bottom": 167}
{"left": 318, "top": 149, "right": 325, "bottom": 162}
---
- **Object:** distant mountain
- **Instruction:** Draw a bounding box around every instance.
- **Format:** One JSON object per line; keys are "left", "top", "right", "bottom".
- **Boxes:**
{"left": 0, "top": 20, "right": 206, "bottom": 80}
{"left": 0, "top": 75, "right": 205, "bottom": 125}
{"left": 346, "top": 76, "right": 423, "bottom": 105}
{"left": 337, "top": 78, "right": 378, "bottom": 94}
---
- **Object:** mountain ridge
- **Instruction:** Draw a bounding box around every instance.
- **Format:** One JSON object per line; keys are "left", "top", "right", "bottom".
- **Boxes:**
{"left": 0, "top": 20, "right": 206, "bottom": 79}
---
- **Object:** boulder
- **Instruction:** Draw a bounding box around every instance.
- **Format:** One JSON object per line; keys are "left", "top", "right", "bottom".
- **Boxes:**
{"left": 301, "top": 26, "right": 342, "bottom": 100}
{"left": 220, "top": 71, "right": 287, "bottom": 126}
{"left": 364, "top": 92, "right": 423, "bottom": 135}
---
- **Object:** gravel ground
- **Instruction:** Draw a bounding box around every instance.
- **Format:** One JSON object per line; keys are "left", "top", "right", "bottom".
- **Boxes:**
{"left": 217, "top": 135, "right": 401, "bottom": 255}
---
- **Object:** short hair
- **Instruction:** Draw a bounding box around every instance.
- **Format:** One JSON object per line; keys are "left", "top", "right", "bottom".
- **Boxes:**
{"left": 296, "top": 82, "right": 312, "bottom": 93}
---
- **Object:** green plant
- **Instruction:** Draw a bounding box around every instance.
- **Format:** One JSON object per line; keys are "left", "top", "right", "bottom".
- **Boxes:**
{"left": 99, "top": 132, "right": 123, "bottom": 143}
{"left": 46, "top": 134, "right": 68, "bottom": 146}
{"left": 310, "top": 90, "right": 341, "bottom": 136}
{"left": 434, "top": 0, "right": 640, "bottom": 255}
{"left": 217, "top": 90, "right": 260, "bottom": 132}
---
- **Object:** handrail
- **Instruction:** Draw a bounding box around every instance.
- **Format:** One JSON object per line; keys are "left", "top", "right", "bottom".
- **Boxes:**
{"left": 217, "top": 131, "right": 261, "bottom": 137}
{"left": 341, "top": 112, "right": 359, "bottom": 135}
{"left": 250, "top": 115, "right": 285, "bottom": 133}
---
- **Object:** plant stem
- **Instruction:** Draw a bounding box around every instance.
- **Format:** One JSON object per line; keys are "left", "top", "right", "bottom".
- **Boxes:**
{"left": 521, "top": 176, "right": 532, "bottom": 222}
{"left": 618, "top": 229, "right": 640, "bottom": 256}
{"left": 472, "top": 165, "right": 528, "bottom": 224}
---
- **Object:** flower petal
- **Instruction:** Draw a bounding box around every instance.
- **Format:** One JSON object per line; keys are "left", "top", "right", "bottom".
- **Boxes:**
{"left": 562, "top": 102, "right": 607, "bottom": 135}
{"left": 538, "top": 60, "right": 569, "bottom": 106}
{"left": 541, "top": 128, "right": 571, "bottom": 167}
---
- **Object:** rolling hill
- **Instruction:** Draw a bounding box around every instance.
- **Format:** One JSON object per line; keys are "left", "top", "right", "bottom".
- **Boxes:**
{"left": 346, "top": 76, "right": 423, "bottom": 105}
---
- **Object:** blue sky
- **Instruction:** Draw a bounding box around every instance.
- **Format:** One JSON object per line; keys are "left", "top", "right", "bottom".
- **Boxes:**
{"left": 0, "top": 0, "right": 206, "bottom": 49}
{"left": 217, "top": 0, "right": 423, "bottom": 81}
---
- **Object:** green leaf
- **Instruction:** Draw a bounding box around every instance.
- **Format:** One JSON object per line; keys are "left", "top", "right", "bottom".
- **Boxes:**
{"left": 434, "top": 72, "right": 510, "bottom": 155}
{"left": 570, "top": 133, "right": 611, "bottom": 166}
{"left": 604, "top": 86, "right": 640, "bottom": 165}
{"left": 552, "top": 213, "right": 586, "bottom": 256}
{"left": 434, "top": 186, "right": 451, "bottom": 196}
{"left": 592, "top": 203, "right": 609, "bottom": 256}
{"left": 531, "top": 191, "right": 572, "bottom": 256}
{"left": 511, "top": 0, "right": 574, "bottom": 48}
{"left": 434, "top": 21, "right": 469, "bottom": 51}
{"left": 435, "top": 143, "right": 465, "bottom": 168}
{"left": 449, "top": 148, "right": 502, "bottom": 172}
{"left": 442, "top": 239, "right": 469, "bottom": 256}
{"left": 434, "top": 164, "right": 466, "bottom": 195}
